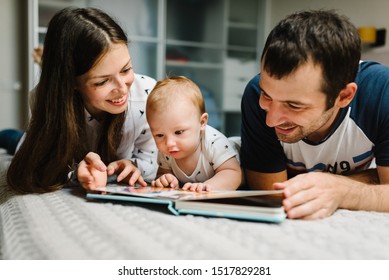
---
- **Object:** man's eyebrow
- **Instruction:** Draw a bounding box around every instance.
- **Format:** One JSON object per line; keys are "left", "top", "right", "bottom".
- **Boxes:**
{"left": 259, "top": 85, "right": 309, "bottom": 106}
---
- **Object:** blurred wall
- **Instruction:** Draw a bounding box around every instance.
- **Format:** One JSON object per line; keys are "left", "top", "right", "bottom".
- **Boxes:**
{"left": 268, "top": 0, "right": 389, "bottom": 64}
{"left": 1, "top": 0, "right": 389, "bottom": 130}
{"left": 0, "top": 0, "right": 28, "bottom": 130}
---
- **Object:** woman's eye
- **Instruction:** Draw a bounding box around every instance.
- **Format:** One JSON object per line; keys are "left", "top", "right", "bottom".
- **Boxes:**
{"left": 94, "top": 80, "right": 108, "bottom": 87}
{"left": 122, "top": 67, "right": 133, "bottom": 73}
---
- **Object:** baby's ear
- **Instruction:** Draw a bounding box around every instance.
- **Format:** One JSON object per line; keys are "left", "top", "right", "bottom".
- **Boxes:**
{"left": 200, "top": 113, "right": 208, "bottom": 129}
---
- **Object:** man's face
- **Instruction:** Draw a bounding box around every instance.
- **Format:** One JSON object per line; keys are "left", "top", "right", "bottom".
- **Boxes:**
{"left": 259, "top": 61, "right": 339, "bottom": 143}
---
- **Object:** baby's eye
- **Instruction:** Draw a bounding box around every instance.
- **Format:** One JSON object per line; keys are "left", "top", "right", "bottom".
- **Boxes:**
{"left": 155, "top": 134, "right": 164, "bottom": 138}
{"left": 175, "top": 130, "right": 184, "bottom": 135}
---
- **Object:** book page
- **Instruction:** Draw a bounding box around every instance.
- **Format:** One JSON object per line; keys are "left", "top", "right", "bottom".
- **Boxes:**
{"left": 95, "top": 184, "right": 284, "bottom": 201}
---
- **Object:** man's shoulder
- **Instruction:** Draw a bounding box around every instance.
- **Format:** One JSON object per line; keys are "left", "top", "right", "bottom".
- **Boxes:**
{"left": 245, "top": 73, "right": 260, "bottom": 90}
{"left": 357, "top": 60, "right": 389, "bottom": 80}
{"left": 355, "top": 61, "right": 389, "bottom": 104}
{"left": 354, "top": 61, "right": 389, "bottom": 102}
{"left": 242, "top": 73, "right": 261, "bottom": 104}
{"left": 349, "top": 61, "right": 389, "bottom": 140}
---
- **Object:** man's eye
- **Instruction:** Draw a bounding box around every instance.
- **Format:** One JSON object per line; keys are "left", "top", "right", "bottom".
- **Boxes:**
{"left": 175, "top": 130, "right": 184, "bottom": 135}
{"left": 261, "top": 92, "right": 271, "bottom": 100}
{"left": 288, "top": 103, "right": 303, "bottom": 110}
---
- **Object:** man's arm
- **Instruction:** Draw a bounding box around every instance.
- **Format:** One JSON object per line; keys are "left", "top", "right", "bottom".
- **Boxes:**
{"left": 347, "top": 168, "right": 379, "bottom": 184}
{"left": 377, "top": 165, "right": 389, "bottom": 184}
{"left": 247, "top": 167, "right": 380, "bottom": 188}
{"left": 338, "top": 168, "right": 389, "bottom": 213}
{"left": 342, "top": 165, "right": 389, "bottom": 212}
{"left": 244, "top": 169, "right": 287, "bottom": 190}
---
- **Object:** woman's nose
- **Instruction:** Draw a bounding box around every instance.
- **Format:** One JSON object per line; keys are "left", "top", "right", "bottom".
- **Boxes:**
{"left": 113, "top": 76, "right": 128, "bottom": 93}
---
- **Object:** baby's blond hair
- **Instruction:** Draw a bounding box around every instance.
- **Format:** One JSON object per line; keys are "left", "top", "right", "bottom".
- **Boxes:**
{"left": 146, "top": 76, "right": 206, "bottom": 117}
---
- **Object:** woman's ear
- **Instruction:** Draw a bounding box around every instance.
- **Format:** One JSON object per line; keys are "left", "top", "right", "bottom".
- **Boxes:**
{"left": 336, "top": 82, "right": 357, "bottom": 108}
{"left": 200, "top": 113, "right": 208, "bottom": 130}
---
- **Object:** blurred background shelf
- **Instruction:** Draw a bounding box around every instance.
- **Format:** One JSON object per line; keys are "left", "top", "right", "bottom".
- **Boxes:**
{"left": 28, "top": 0, "right": 266, "bottom": 136}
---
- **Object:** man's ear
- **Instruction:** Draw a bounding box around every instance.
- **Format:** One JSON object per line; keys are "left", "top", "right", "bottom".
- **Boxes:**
{"left": 336, "top": 82, "right": 357, "bottom": 108}
{"left": 200, "top": 113, "right": 208, "bottom": 130}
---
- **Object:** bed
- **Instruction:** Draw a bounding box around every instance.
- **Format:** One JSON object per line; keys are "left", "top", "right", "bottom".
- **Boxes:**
{"left": 1, "top": 148, "right": 389, "bottom": 260}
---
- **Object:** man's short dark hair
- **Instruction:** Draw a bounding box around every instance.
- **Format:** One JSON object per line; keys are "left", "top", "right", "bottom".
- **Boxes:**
{"left": 261, "top": 10, "right": 361, "bottom": 109}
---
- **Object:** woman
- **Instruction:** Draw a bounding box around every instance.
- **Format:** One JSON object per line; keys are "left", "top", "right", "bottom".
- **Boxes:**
{"left": 7, "top": 7, "right": 157, "bottom": 193}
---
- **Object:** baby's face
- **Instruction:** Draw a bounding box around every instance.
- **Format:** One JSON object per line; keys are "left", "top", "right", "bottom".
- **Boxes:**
{"left": 148, "top": 98, "right": 207, "bottom": 161}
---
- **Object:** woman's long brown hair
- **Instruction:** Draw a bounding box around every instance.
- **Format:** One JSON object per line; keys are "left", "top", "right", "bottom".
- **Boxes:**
{"left": 7, "top": 8, "right": 128, "bottom": 193}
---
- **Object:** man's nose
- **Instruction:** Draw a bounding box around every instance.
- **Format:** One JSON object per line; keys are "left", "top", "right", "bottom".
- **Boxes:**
{"left": 264, "top": 102, "right": 286, "bottom": 127}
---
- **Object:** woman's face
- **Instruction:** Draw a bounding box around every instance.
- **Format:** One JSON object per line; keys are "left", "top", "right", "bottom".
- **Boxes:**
{"left": 75, "top": 43, "right": 134, "bottom": 119}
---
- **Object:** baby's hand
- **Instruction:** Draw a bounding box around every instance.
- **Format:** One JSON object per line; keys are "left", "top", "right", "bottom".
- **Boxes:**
{"left": 182, "top": 183, "right": 210, "bottom": 192}
{"left": 151, "top": 174, "right": 179, "bottom": 188}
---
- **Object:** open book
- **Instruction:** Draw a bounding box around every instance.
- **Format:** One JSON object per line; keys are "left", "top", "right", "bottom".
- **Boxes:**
{"left": 86, "top": 185, "right": 286, "bottom": 223}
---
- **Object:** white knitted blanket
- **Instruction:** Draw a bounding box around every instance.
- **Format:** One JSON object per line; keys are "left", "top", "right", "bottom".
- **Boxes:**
{"left": 1, "top": 149, "right": 389, "bottom": 260}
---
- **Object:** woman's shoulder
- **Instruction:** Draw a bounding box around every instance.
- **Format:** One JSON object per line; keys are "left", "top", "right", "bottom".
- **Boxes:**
{"left": 134, "top": 73, "right": 157, "bottom": 88}
{"left": 130, "top": 73, "right": 157, "bottom": 100}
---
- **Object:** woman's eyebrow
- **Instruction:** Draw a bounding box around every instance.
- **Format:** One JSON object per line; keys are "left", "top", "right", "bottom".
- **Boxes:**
{"left": 89, "top": 59, "right": 132, "bottom": 79}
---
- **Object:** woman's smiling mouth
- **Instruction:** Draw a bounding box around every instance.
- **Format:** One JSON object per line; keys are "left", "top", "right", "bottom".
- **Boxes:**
{"left": 108, "top": 94, "right": 127, "bottom": 105}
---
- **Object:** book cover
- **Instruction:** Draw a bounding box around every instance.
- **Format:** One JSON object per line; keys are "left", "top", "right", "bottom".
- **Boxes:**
{"left": 87, "top": 185, "right": 286, "bottom": 223}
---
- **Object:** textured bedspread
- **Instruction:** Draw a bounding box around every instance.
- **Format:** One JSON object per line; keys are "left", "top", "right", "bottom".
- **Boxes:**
{"left": 1, "top": 149, "right": 389, "bottom": 260}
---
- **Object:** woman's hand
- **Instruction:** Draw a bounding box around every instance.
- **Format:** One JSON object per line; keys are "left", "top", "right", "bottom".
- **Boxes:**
{"left": 107, "top": 159, "right": 147, "bottom": 187}
{"left": 77, "top": 152, "right": 108, "bottom": 191}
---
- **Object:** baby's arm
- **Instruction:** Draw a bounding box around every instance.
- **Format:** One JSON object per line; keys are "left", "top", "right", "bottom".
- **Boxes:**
{"left": 151, "top": 167, "right": 179, "bottom": 188}
{"left": 183, "top": 156, "right": 242, "bottom": 192}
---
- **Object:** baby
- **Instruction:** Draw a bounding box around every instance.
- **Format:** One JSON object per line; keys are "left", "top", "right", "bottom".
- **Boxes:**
{"left": 146, "top": 76, "right": 241, "bottom": 192}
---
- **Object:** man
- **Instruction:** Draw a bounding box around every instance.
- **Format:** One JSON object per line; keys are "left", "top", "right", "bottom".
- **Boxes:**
{"left": 241, "top": 9, "right": 389, "bottom": 219}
